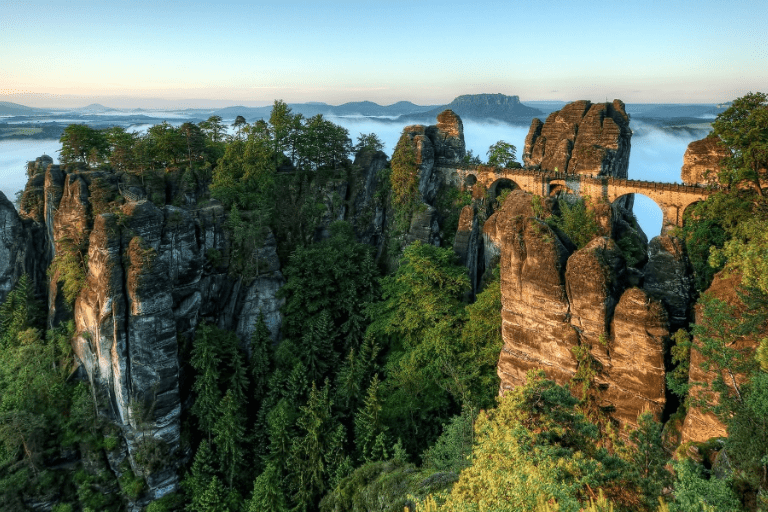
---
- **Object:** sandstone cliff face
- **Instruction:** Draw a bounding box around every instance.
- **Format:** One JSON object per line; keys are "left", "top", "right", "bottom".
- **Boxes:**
{"left": 348, "top": 149, "right": 389, "bottom": 255}
{"left": 681, "top": 136, "right": 728, "bottom": 186}
{"left": 486, "top": 191, "right": 690, "bottom": 428}
{"left": 397, "top": 110, "right": 467, "bottom": 245}
{"left": 644, "top": 236, "right": 694, "bottom": 332}
{"left": 680, "top": 271, "right": 758, "bottom": 444}
{"left": 0, "top": 160, "right": 53, "bottom": 306}
{"left": 603, "top": 287, "right": 668, "bottom": 425}
{"left": 484, "top": 191, "right": 578, "bottom": 389}
{"left": 2, "top": 159, "right": 286, "bottom": 499}
{"left": 523, "top": 100, "right": 631, "bottom": 178}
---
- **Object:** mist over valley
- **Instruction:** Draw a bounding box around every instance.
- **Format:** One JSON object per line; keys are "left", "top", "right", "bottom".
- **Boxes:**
{"left": 0, "top": 94, "right": 716, "bottom": 238}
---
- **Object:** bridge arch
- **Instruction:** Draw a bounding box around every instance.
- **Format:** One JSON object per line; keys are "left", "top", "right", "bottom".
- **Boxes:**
{"left": 489, "top": 178, "right": 518, "bottom": 199}
{"left": 547, "top": 179, "right": 577, "bottom": 197}
{"left": 611, "top": 193, "right": 663, "bottom": 238}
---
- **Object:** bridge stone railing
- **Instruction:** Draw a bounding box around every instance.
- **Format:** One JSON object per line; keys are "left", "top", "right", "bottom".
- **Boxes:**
{"left": 456, "top": 166, "right": 717, "bottom": 231}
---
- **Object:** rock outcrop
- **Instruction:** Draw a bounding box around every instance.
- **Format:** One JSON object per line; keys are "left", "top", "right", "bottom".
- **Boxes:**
{"left": 680, "top": 271, "right": 759, "bottom": 444}
{"left": 349, "top": 149, "right": 389, "bottom": 254}
{"left": 681, "top": 136, "right": 728, "bottom": 186}
{"left": 523, "top": 100, "right": 631, "bottom": 177}
{"left": 603, "top": 287, "right": 668, "bottom": 424}
{"left": 397, "top": 110, "right": 467, "bottom": 245}
{"left": 644, "top": 236, "right": 694, "bottom": 332}
{"left": 485, "top": 191, "right": 579, "bottom": 389}
{"left": 2, "top": 159, "right": 287, "bottom": 500}
{"left": 486, "top": 190, "right": 692, "bottom": 428}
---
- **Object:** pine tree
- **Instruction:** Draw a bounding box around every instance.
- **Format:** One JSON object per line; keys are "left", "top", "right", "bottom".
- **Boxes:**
{"left": 354, "top": 374, "right": 389, "bottom": 463}
{"left": 300, "top": 310, "right": 335, "bottom": 385}
{"left": 0, "top": 274, "right": 43, "bottom": 349}
{"left": 195, "top": 476, "right": 230, "bottom": 512}
{"left": 182, "top": 440, "right": 217, "bottom": 511}
{"left": 190, "top": 324, "right": 222, "bottom": 436}
{"left": 286, "top": 361, "right": 310, "bottom": 405}
{"left": 213, "top": 389, "right": 247, "bottom": 489}
{"left": 247, "top": 463, "right": 288, "bottom": 512}
{"left": 249, "top": 313, "right": 273, "bottom": 404}
{"left": 334, "top": 347, "right": 360, "bottom": 413}
{"left": 266, "top": 399, "right": 296, "bottom": 473}
{"left": 290, "top": 381, "right": 345, "bottom": 511}
{"left": 227, "top": 346, "right": 249, "bottom": 411}
{"left": 336, "top": 335, "right": 382, "bottom": 414}
{"left": 629, "top": 412, "right": 672, "bottom": 508}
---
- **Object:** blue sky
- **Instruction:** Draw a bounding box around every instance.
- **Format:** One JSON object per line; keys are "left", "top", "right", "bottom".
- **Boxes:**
{"left": 1, "top": 0, "right": 766, "bottom": 108}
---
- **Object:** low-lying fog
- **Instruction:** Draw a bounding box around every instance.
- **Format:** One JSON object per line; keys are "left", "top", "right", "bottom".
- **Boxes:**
{"left": 0, "top": 117, "right": 710, "bottom": 240}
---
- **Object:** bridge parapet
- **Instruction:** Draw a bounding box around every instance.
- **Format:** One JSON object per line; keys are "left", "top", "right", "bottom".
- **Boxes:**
{"left": 455, "top": 166, "right": 716, "bottom": 231}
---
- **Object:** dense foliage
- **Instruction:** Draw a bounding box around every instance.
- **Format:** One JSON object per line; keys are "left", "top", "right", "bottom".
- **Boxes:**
{"left": 547, "top": 195, "right": 601, "bottom": 249}
{"left": 3, "top": 92, "right": 767, "bottom": 510}
{"left": 0, "top": 276, "right": 137, "bottom": 510}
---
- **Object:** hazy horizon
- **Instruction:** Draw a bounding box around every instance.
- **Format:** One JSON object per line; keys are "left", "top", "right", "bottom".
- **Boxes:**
{"left": 0, "top": 95, "right": 729, "bottom": 112}
{"left": 2, "top": 1, "right": 765, "bottom": 110}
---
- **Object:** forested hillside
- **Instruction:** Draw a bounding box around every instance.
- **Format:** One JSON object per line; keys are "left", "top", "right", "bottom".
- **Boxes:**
{"left": 0, "top": 95, "right": 767, "bottom": 511}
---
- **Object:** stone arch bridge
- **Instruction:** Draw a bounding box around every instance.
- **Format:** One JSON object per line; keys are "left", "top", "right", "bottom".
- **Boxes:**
{"left": 456, "top": 167, "right": 714, "bottom": 233}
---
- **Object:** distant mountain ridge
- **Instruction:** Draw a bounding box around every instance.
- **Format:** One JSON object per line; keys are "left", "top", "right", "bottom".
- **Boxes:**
{"left": 211, "top": 100, "right": 443, "bottom": 120}
{"left": 0, "top": 101, "right": 44, "bottom": 116}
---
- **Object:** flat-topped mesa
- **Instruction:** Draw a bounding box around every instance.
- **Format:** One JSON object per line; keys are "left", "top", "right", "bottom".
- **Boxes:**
{"left": 523, "top": 99, "right": 631, "bottom": 178}
{"left": 681, "top": 135, "right": 729, "bottom": 186}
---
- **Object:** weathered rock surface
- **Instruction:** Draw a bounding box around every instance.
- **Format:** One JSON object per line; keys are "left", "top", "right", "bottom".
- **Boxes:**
{"left": 0, "top": 165, "right": 52, "bottom": 305}
{"left": 349, "top": 149, "right": 389, "bottom": 254}
{"left": 681, "top": 136, "right": 728, "bottom": 186}
{"left": 397, "top": 110, "right": 467, "bottom": 244}
{"left": 523, "top": 100, "right": 631, "bottom": 177}
{"left": 485, "top": 191, "right": 579, "bottom": 390}
{"left": 643, "top": 236, "right": 694, "bottom": 332}
{"left": 1, "top": 160, "right": 287, "bottom": 500}
{"left": 486, "top": 189, "right": 678, "bottom": 428}
{"left": 0, "top": 192, "right": 28, "bottom": 303}
{"left": 603, "top": 288, "right": 668, "bottom": 424}
{"left": 429, "top": 110, "right": 466, "bottom": 166}
{"left": 681, "top": 271, "right": 758, "bottom": 443}
{"left": 566, "top": 237, "right": 626, "bottom": 349}
{"left": 453, "top": 206, "right": 481, "bottom": 293}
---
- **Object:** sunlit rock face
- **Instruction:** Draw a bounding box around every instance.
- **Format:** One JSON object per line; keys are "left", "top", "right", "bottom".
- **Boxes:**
{"left": 523, "top": 100, "right": 631, "bottom": 178}
{"left": 72, "top": 199, "right": 285, "bottom": 496}
{"left": 484, "top": 189, "right": 696, "bottom": 430}
{"left": 681, "top": 136, "right": 728, "bottom": 186}
{"left": 680, "top": 271, "right": 759, "bottom": 444}
{"left": 484, "top": 191, "right": 578, "bottom": 390}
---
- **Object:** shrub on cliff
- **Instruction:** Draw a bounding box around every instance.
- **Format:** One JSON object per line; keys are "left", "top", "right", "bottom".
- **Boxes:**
{"left": 390, "top": 133, "right": 421, "bottom": 231}
{"left": 47, "top": 237, "right": 88, "bottom": 306}
{"left": 548, "top": 196, "right": 600, "bottom": 249}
